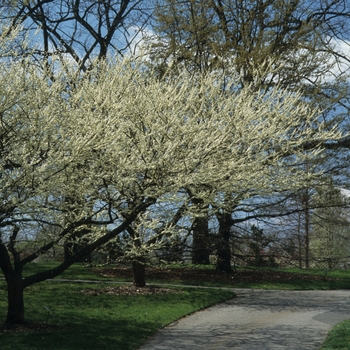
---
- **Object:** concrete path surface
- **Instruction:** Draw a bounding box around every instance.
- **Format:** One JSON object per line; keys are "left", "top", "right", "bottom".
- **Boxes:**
{"left": 138, "top": 289, "right": 350, "bottom": 350}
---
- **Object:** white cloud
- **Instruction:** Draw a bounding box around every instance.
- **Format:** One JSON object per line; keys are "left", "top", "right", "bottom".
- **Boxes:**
{"left": 322, "top": 37, "right": 350, "bottom": 81}
{"left": 340, "top": 188, "right": 350, "bottom": 198}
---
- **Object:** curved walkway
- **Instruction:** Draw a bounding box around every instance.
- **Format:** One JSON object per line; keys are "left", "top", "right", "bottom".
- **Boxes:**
{"left": 138, "top": 289, "right": 350, "bottom": 350}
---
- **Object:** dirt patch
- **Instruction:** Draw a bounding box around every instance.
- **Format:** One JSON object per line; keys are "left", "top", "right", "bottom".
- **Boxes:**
{"left": 80, "top": 285, "right": 181, "bottom": 296}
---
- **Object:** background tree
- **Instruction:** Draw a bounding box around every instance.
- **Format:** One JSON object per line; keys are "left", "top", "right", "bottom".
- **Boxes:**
{"left": 147, "top": 0, "right": 350, "bottom": 269}
{"left": 247, "top": 225, "right": 275, "bottom": 267}
{"left": 310, "top": 185, "right": 350, "bottom": 269}
{"left": 151, "top": 0, "right": 350, "bottom": 88}
{"left": 1, "top": 0, "right": 152, "bottom": 70}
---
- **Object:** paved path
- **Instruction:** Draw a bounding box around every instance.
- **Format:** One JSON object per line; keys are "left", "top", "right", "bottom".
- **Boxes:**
{"left": 138, "top": 289, "right": 350, "bottom": 350}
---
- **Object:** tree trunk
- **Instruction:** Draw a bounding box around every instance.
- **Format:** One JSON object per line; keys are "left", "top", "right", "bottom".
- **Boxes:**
{"left": 301, "top": 185, "right": 311, "bottom": 269}
{"left": 0, "top": 242, "right": 25, "bottom": 324}
{"left": 133, "top": 259, "right": 146, "bottom": 287}
{"left": 6, "top": 273, "right": 25, "bottom": 324}
{"left": 192, "top": 215, "right": 210, "bottom": 264}
{"left": 215, "top": 212, "right": 232, "bottom": 273}
{"left": 304, "top": 204, "right": 310, "bottom": 269}
{"left": 187, "top": 193, "right": 210, "bottom": 265}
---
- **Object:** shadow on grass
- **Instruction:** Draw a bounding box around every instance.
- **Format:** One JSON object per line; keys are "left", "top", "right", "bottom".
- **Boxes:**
{"left": 0, "top": 317, "right": 157, "bottom": 350}
{"left": 0, "top": 281, "right": 234, "bottom": 350}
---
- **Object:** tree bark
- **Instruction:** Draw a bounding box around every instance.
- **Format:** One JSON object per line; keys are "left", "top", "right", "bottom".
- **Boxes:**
{"left": 304, "top": 203, "right": 310, "bottom": 269}
{"left": 6, "top": 273, "right": 25, "bottom": 324}
{"left": 133, "top": 259, "right": 146, "bottom": 287}
{"left": 192, "top": 215, "right": 210, "bottom": 264}
{"left": 0, "top": 242, "right": 25, "bottom": 324}
{"left": 215, "top": 211, "right": 233, "bottom": 273}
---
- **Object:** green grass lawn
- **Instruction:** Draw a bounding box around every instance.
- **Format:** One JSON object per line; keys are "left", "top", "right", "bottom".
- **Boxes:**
{"left": 2, "top": 262, "right": 350, "bottom": 349}
{"left": 320, "top": 319, "right": 350, "bottom": 349}
{"left": 21, "top": 262, "right": 114, "bottom": 281}
{"left": 229, "top": 266, "right": 350, "bottom": 290}
{"left": 263, "top": 266, "right": 350, "bottom": 280}
{"left": 138, "top": 264, "right": 350, "bottom": 290}
{"left": 0, "top": 279, "right": 234, "bottom": 350}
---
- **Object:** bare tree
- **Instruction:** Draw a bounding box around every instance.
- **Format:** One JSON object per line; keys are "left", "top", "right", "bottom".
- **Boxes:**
{"left": 1, "top": 0, "right": 153, "bottom": 70}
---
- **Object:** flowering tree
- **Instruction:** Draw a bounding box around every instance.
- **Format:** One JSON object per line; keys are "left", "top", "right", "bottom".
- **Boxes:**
{"left": 0, "top": 24, "right": 348, "bottom": 324}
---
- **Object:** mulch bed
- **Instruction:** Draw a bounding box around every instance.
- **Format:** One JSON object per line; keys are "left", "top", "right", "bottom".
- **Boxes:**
{"left": 80, "top": 285, "right": 181, "bottom": 296}
{"left": 97, "top": 266, "right": 333, "bottom": 284}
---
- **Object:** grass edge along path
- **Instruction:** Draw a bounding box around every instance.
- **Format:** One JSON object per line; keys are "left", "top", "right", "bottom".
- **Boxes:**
{"left": 320, "top": 319, "right": 350, "bottom": 350}
{"left": 0, "top": 280, "right": 235, "bottom": 350}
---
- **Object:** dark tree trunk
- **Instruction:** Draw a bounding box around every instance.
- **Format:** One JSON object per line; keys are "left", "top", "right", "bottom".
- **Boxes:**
{"left": 6, "top": 273, "right": 25, "bottom": 324}
{"left": 187, "top": 192, "right": 210, "bottom": 265}
{"left": 133, "top": 259, "right": 146, "bottom": 287}
{"left": 215, "top": 212, "right": 233, "bottom": 273}
{"left": 0, "top": 243, "right": 25, "bottom": 324}
{"left": 304, "top": 204, "right": 310, "bottom": 269}
{"left": 192, "top": 216, "right": 210, "bottom": 264}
